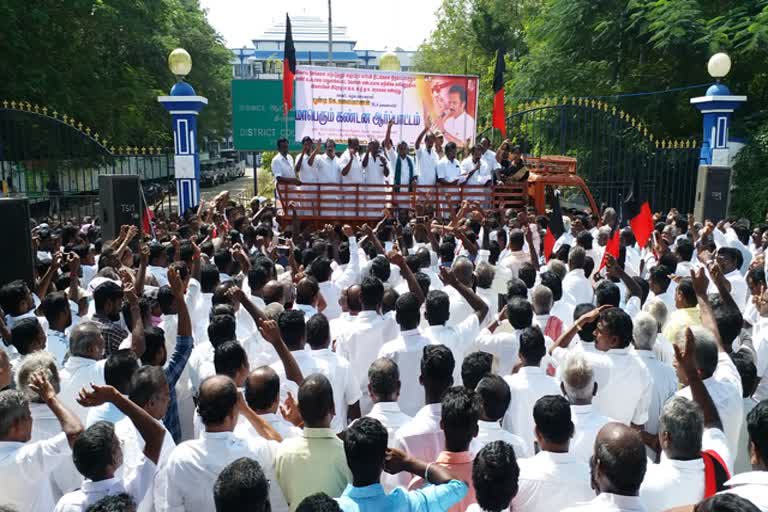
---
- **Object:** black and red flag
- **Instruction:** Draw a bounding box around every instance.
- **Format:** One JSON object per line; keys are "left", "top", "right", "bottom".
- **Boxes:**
{"left": 624, "top": 174, "right": 654, "bottom": 249}
{"left": 544, "top": 188, "right": 565, "bottom": 261}
{"left": 599, "top": 226, "right": 621, "bottom": 271}
{"left": 492, "top": 49, "right": 506, "bottom": 138}
{"left": 282, "top": 13, "right": 297, "bottom": 115}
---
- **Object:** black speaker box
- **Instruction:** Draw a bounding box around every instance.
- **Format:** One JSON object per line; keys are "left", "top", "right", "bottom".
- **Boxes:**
{"left": 98, "top": 174, "right": 142, "bottom": 242}
{"left": 694, "top": 166, "right": 731, "bottom": 222}
{"left": 0, "top": 198, "right": 34, "bottom": 288}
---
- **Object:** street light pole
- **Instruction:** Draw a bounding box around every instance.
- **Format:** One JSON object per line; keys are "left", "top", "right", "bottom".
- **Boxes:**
{"left": 328, "top": 0, "right": 333, "bottom": 66}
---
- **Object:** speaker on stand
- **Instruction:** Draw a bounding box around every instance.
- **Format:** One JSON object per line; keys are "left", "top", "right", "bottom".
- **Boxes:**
{"left": 98, "top": 174, "right": 143, "bottom": 243}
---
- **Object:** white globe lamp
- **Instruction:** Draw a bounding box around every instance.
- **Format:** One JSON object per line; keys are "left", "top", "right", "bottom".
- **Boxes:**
{"left": 707, "top": 53, "right": 731, "bottom": 79}
{"left": 168, "top": 48, "right": 193, "bottom": 79}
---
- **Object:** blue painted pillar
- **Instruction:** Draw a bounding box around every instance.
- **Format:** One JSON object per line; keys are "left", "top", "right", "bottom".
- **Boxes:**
{"left": 690, "top": 83, "right": 746, "bottom": 165}
{"left": 158, "top": 81, "right": 208, "bottom": 215}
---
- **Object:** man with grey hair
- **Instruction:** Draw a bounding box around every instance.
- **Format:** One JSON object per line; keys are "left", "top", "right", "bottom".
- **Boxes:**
{"left": 474, "top": 261, "right": 499, "bottom": 318}
{"left": 643, "top": 298, "right": 675, "bottom": 365}
{"left": 547, "top": 259, "right": 567, "bottom": 282}
{"left": 0, "top": 371, "right": 83, "bottom": 512}
{"left": 16, "top": 352, "right": 83, "bottom": 500}
{"left": 58, "top": 321, "right": 107, "bottom": 422}
{"left": 531, "top": 285, "right": 563, "bottom": 341}
{"left": 562, "top": 246, "right": 593, "bottom": 307}
{"left": 633, "top": 311, "right": 677, "bottom": 460}
{"left": 560, "top": 352, "right": 613, "bottom": 464}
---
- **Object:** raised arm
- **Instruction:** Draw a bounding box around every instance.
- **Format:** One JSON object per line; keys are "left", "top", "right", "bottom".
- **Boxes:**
{"left": 78, "top": 384, "right": 165, "bottom": 464}
{"left": 258, "top": 319, "right": 304, "bottom": 387}
{"left": 549, "top": 306, "right": 608, "bottom": 355}
{"left": 389, "top": 250, "right": 425, "bottom": 304}
{"left": 234, "top": 286, "right": 268, "bottom": 325}
{"left": 37, "top": 252, "right": 62, "bottom": 300}
{"left": 124, "top": 286, "right": 146, "bottom": 357}
{"left": 415, "top": 118, "right": 431, "bottom": 150}
{"left": 383, "top": 119, "right": 395, "bottom": 150}
{"left": 606, "top": 254, "right": 642, "bottom": 299}
{"left": 135, "top": 245, "right": 149, "bottom": 297}
{"left": 690, "top": 268, "right": 724, "bottom": 351}
{"left": 676, "top": 327, "right": 723, "bottom": 431}
{"left": 67, "top": 253, "right": 81, "bottom": 305}
{"left": 439, "top": 267, "right": 488, "bottom": 324}
{"left": 524, "top": 225, "right": 540, "bottom": 271}
{"left": 29, "top": 371, "right": 83, "bottom": 448}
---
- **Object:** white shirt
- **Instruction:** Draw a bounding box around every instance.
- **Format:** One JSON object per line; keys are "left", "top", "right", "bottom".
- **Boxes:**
{"left": 482, "top": 148, "right": 498, "bottom": 171}
{"left": 477, "top": 420, "right": 533, "bottom": 459}
{"left": 114, "top": 418, "right": 176, "bottom": 512}
{"left": 46, "top": 329, "right": 69, "bottom": 367}
{"left": 677, "top": 352, "right": 743, "bottom": 458}
{"left": 59, "top": 356, "right": 107, "bottom": 422}
{"left": 378, "top": 329, "right": 432, "bottom": 416}
{"left": 159, "top": 430, "right": 286, "bottom": 512}
{"left": 561, "top": 493, "right": 647, "bottom": 512}
{"left": 511, "top": 451, "right": 594, "bottom": 512}
{"left": 315, "top": 153, "right": 341, "bottom": 183}
{"left": 330, "top": 237, "right": 361, "bottom": 291}
{"left": 460, "top": 157, "right": 492, "bottom": 185}
{"left": 503, "top": 367, "right": 561, "bottom": 452}
{"left": 271, "top": 153, "right": 296, "bottom": 181}
{"left": 393, "top": 403, "right": 444, "bottom": 488}
{"left": 721, "top": 471, "right": 768, "bottom": 512}
{"left": 366, "top": 402, "right": 413, "bottom": 447}
{"left": 569, "top": 404, "right": 614, "bottom": 464}
{"left": 634, "top": 350, "right": 678, "bottom": 442}
{"left": 0, "top": 433, "right": 72, "bottom": 512}
{"left": 589, "top": 349, "right": 652, "bottom": 426}
{"left": 186, "top": 342, "right": 215, "bottom": 395}
{"left": 55, "top": 456, "right": 156, "bottom": 512}
{"left": 338, "top": 150, "right": 364, "bottom": 184}
{"left": 499, "top": 251, "right": 530, "bottom": 281}
{"left": 236, "top": 412, "right": 301, "bottom": 441}
{"left": 29, "top": 403, "right": 82, "bottom": 500}
{"left": 363, "top": 152, "right": 389, "bottom": 185}
{"left": 295, "top": 152, "right": 317, "bottom": 183}
{"left": 148, "top": 265, "right": 169, "bottom": 287}
{"left": 422, "top": 315, "right": 481, "bottom": 382}
{"left": 473, "top": 328, "right": 520, "bottom": 377}
{"left": 752, "top": 318, "right": 768, "bottom": 401}
{"left": 736, "top": 397, "right": 760, "bottom": 474}
{"left": 562, "top": 269, "right": 594, "bottom": 307}
{"left": 388, "top": 152, "right": 415, "bottom": 186}
{"left": 443, "top": 111, "right": 475, "bottom": 142}
{"left": 707, "top": 268, "right": 748, "bottom": 311}
{"left": 415, "top": 147, "right": 439, "bottom": 186}
{"left": 647, "top": 289, "right": 677, "bottom": 314}
{"left": 551, "top": 300, "right": 576, "bottom": 330}
{"left": 271, "top": 347, "right": 361, "bottom": 433}
{"left": 336, "top": 310, "right": 394, "bottom": 412}
{"left": 436, "top": 157, "right": 462, "bottom": 183}
{"left": 318, "top": 281, "right": 342, "bottom": 321}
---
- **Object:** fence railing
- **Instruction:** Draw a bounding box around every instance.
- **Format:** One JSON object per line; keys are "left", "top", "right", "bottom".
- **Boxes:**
{"left": 275, "top": 182, "right": 527, "bottom": 222}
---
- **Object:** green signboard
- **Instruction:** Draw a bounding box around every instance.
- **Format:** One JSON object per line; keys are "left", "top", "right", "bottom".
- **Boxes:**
{"left": 232, "top": 80, "right": 301, "bottom": 152}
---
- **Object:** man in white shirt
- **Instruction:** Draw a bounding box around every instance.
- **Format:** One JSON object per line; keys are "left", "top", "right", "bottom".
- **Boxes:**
{"left": 330, "top": 231, "right": 361, "bottom": 292}
{"left": 503, "top": 326, "right": 561, "bottom": 453}
{"left": 159, "top": 375, "right": 287, "bottom": 512}
{"left": 414, "top": 124, "right": 439, "bottom": 187}
{"left": 307, "top": 257, "right": 342, "bottom": 321}
{"left": 392, "top": 344, "right": 454, "bottom": 488}
{"left": 560, "top": 352, "right": 615, "bottom": 464}
{"left": 270, "top": 311, "right": 361, "bottom": 433}
{"left": 720, "top": 400, "right": 768, "bottom": 512}
{"left": 55, "top": 382, "right": 167, "bottom": 512}
{"left": 362, "top": 139, "right": 390, "bottom": 212}
{"left": 336, "top": 276, "right": 393, "bottom": 414}
{"left": 311, "top": 139, "right": 341, "bottom": 216}
{"left": 147, "top": 242, "right": 170, "bottom": 288}
{"left": 499, "top": 229, "right": 531, "bottom": 279}
{"left": 40, "top": 291, "right": 72, "bottom": 367}
{"left": 633, "top": 312, "right": 678, "bottom": 460}
{"left": 364, "top": 357, "right": 413, "bottom": 446}
{"left": 59, "top": 321, "right": 108, "bottom": 422}
{"left": 422, "top": 272, "right": 487, "bottom": 379}
{"left": 511, "top": 395, "right": 593, "bottom": 512}
{"left": 474, "top": 298, "right": 528, "bottom": 377}
{"left": 435, "top": 142, "right": 462, "bottom": 217}
{"left": 293, "top": 137, "right": 320, "bottom": 216}
{"left": 479, "top": 136, "right": 499, "bottom": 173}
{"left": 561, "top": 246, "right": 594, "bottom": 307}
{"left": 475, "top": 374, "right": 532, "bottom": 459}
{"left": 646, "top": 267, "right": 677, "bottom": 314}
{"left": 561, "top": 423, "right": 648, "bottom": 512}
{"left": 338, "top": 138, "right": 364, "bottom": 217}
{"left": 271, "top": 138, "right": 299, "bottom": 185}
{"left": 243, "top": 367, "right": 302, "bottom": 440}
{"left": 437, "top": 84, "right": 476, "bottom": 145}
{"left": 460, "top": 146, "right": 492, "bottom": 205}
{"left": 378, "top": 292, "right": 433, "bottom": 416}
{"left": 0, "top": 372, "right": 83, "bottom": 512}
{"left": 708, "top": 247, "right": 749, "bottom": 310}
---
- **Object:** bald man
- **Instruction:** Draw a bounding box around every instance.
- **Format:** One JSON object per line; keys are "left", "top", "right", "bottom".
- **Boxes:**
{"left": 263, "top": 280, "right": 285, "bottom": 305}
{"left": 160, "top": 375, "right": 289, "bottom": 511}
{"left": 561, "top": 422, "right": 648, "bottom": 512}
{"left": 244, "top": 366, "right": 301, "bottom": 439}
{"left": 446, "top": 257, "right": 485, "bottom": 328}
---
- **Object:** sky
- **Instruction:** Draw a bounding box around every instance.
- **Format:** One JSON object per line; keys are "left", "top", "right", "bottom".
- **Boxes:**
{"left": 199, "top": 0, "right": 443, "bottom": 51}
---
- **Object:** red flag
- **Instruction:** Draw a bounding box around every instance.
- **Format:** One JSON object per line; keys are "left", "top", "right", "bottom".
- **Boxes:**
{"left": 544, "top": 189, "right": 565, "bottom": 261}
{"left": 282, "top": 14, "right": 297, "bottom": 115}
{"left": 492, "top": 49, "right": 506, "bottom": 138}
{"left": 142, "top": 207, "right": 154, "bottom": 236}
{"left": 599, "top": 228, "right": 621, "bottom": 271}
{"left": 624, "top": 175, "right": 654, "bottom": 248}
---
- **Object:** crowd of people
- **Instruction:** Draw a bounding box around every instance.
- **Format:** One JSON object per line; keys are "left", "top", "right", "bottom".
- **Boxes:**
{"left": 1, "top": 187, "right": 768, "bottom": 512}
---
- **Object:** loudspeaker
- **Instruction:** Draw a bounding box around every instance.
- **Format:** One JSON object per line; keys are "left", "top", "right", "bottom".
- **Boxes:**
{"left": 0, "top": 198, "right": 34, "bottom": 288}
{"left": 694, "top": 165, "right": 732, "bottom": 222}
{"left": 99, "top": 174, "right": 142, "bottom": 241}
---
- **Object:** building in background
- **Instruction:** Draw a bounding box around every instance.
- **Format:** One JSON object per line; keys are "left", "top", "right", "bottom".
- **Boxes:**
{"left": 231, "top": 15, "right": 416, "bottom": 79}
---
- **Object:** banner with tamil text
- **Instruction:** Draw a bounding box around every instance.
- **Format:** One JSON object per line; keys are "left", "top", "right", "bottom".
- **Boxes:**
{"left": 294, "top": 66, "right": 479, "bottom": 146}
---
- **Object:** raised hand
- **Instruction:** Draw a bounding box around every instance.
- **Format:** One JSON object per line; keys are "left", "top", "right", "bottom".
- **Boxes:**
{"left": 438, "top": 266, "right": 457, "bottom": 288}
{"left": 258, "top": 319, "right": 282, "bottom": 346}
{"left": 29, "top": 370, "right": 56, "bottom": 403}
{"left": 387, "top": 250, "right": 406, "bottom": 268}
{"left": 280, "top": 392, "right": 302, "bottom": 426}
{"left": 140, "top": 245, "right": 150, "bottom": 266}
{"left": 384, "top": 447, "right": 410, "bottom": 475}
{"left": 674, "top": 327, "right": 699, "bottom": 381}
{"left": 342, "top": 224, "right": 354, "bottom": 238}
{"left": 575, "top": 304, "right": 610, "bottom": 329}
{"left": 690, "top": 267, "right": 710, "bottom": 297}
{"left": 77, "top": 383, "right": 118, "bottom": 407}
{"left": 167, "top": 266, "right": 184, "bottom": 297}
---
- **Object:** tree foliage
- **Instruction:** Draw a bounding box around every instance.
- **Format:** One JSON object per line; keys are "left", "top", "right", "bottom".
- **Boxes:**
{"left": 0, "top": 0, "right": 231, "bottom": 147}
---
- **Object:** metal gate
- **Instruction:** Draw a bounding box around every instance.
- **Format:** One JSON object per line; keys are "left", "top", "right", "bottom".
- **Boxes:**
{"left": 480, "top": 98, "right": 701, "bottom": 213}
{"left": 0, "top": 100, "right": 173, "bottom": 219}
